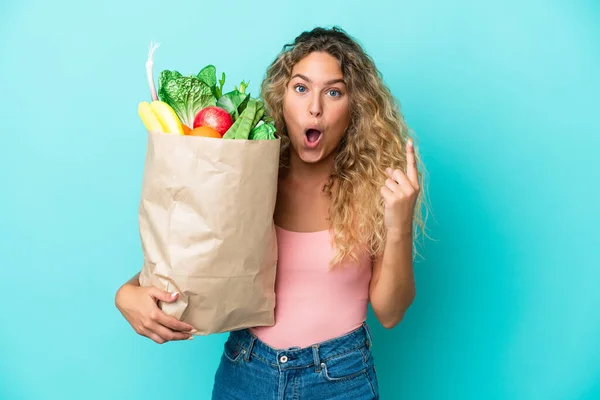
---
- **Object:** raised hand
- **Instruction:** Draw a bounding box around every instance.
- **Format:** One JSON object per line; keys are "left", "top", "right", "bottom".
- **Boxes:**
{"left": 380, "top": 138, "right": 420, "bottom": 237}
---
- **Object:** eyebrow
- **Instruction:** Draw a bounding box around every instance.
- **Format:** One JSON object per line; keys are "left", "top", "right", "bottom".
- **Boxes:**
{"left": 291, "top": 73, "right": 346, "bottom": 85}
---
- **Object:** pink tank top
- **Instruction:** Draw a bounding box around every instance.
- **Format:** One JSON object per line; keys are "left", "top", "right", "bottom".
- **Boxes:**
{"left": 250, "top": 225, "right": 372, "bottom": 349}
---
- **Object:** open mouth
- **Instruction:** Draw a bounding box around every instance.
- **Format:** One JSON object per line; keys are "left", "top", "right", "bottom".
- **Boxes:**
{"left": 304, "top": 129, "right": 323, "bottom": 146}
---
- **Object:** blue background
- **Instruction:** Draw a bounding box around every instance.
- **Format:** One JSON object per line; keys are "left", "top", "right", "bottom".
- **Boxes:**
{"left": 1, "top": 0, "right": 599, "bottom": 399}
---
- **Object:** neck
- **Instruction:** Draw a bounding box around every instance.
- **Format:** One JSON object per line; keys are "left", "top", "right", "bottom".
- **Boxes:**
{"left": 285, "top": 149, "right": 336, "bottom": 185}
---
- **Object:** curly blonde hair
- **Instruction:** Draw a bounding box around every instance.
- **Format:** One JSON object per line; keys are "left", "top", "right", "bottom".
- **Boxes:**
{"left": 261, "top": 26, "right": 431, "bottom": 266}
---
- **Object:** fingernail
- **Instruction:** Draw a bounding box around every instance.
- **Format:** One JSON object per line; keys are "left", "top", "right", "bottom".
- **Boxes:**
{"left": 187, "top": 336, "right": 194, "bottom": 340}
{"left": 171, "top": 292, "right": 179, "bottom": 298}
{"left": 408, "top": 139, "right": 413, "bottom": 147}
{"left": 190, "top": 329, "right": 199, "bottom": 334}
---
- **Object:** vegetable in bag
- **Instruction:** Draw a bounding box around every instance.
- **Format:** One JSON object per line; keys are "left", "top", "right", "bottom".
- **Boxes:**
{"left": 139, "top": 41, "right": 277, "bottom": 141}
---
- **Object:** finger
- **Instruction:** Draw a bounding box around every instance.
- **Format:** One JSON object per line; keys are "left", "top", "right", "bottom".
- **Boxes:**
{"left": 406, "top": 139, "right": 419, "bottom": 187}
{"left": 144, "top": 329, "right": 166, "bottom": 344}
{"left": 152, "top": 323, "right": 193, "bottom": 342}
{"left": 146, "top": 294, "right": 196, "bottom": 332}
{"left": 148, "top": 287, "right": 180, "bottom": 303}
{"left": 156, "top": 312, "right": 196, "bottom": 333}
{"left": 384, "top": 178, "right": 400, "bottom": 194}
{"left": 391, "top": 169, "right": 413, "bottom": 194}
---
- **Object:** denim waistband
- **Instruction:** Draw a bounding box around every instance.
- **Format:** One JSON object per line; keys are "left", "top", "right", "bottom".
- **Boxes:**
{"left": 228, "top": 322, "right": 374, "bottom": 371}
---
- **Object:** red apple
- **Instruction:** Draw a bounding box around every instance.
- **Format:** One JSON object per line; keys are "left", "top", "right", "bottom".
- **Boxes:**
{"left": 193, "top": 106, "right": 233, "bottom": 136}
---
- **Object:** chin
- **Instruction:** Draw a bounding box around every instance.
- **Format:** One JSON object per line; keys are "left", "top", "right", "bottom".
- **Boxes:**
{"left": 295, "top": 146, "right": 333, "bottom": 165}
{"left": 298, "top": 151, "right": 324, "bottom": 164}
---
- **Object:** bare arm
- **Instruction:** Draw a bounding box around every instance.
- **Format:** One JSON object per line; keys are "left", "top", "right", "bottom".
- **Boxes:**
{"left": 114, "top": 272, "right": 140, "bottom": 305}
{"left": 124, "top": 272, "right": 141, "bottom": 287}
{"left": 369, "top": 231, "right": 416, "bottom": 329}
{"left": 371, "top": 138, "right": 420, "bottom": 329}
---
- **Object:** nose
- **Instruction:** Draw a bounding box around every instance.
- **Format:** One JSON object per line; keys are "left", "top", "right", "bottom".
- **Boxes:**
{"left": 308, "top": 93, "right": 322, "bottom": 117}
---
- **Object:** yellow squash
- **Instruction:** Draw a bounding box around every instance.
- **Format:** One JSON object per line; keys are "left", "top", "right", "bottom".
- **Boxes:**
{"left": 138, "top": 102, "right": 162, "bottom": 132}
{"left": 138, "top": 100, "right": 184, "bottom": 135}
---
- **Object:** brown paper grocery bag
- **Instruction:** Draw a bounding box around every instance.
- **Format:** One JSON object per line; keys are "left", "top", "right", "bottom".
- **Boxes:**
{"left": 138, "top": 130, "right": 280, "bottom": 335}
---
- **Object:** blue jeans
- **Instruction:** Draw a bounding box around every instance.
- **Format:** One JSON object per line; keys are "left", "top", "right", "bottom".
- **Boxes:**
{"left": 212, "top": 322, "right": 379, "bottom": 399}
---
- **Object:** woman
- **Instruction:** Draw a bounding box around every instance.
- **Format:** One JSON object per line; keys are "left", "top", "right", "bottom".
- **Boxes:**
{"left": 116, "top": 26, "right": 428, "bottom": 399}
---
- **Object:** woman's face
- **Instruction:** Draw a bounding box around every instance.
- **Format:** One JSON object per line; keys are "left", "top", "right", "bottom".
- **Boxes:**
{"left": 283, "top": 51, "right": 351, "bottom": 164}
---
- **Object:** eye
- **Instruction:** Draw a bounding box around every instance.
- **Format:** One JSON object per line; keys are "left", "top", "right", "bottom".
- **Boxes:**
{"left": 328, "top": 89, "right": 342, "bottom": 97}
{"left": 294, "top": 84, "right": 307, "bottom": 93}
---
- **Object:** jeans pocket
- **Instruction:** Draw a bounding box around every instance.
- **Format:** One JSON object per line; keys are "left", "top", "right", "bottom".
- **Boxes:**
{"left": 223, "top": 338, "right": 246, "bottom": 363}
{"left": 320, "top": 349, "right": 369, "bottom": 382}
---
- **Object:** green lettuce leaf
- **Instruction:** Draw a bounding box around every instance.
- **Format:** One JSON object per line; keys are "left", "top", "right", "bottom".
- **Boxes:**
{"left": 249, "top": 121, "right": 277, "bottom": 140}
{"left": 217, "top": 89, "right": 249, "bottom": 120}
{"left": 158, "top": 70, "right": 216, "bottom": 127}
{"left": 197, "top": 65, "right": 227, "bottom": 99}
{"left": 197, "top": 65, "right": 217, "bottom": 88}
